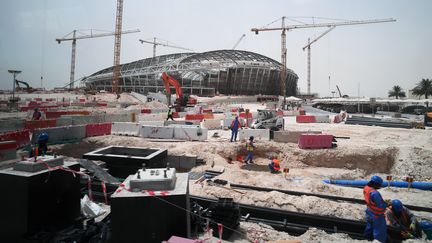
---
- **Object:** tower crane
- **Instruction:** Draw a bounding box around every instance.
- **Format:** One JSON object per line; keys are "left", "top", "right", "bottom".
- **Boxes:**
{"left": 251, "top": 17, "right": 396, "bottom": 102}
{"left": 56, "top": 28, "right": 140, "bottom": 89}
{"left": 302, "top": 26, "right": 335, "bottom": 95}
{"left": 232, "top": 34, "right": 246, "bottom": 50}
{"left": 112, "top": 0, "right": 123, "bottom": 94}
{"left": 139, "top": 38, "right": 194, "bottom": 57}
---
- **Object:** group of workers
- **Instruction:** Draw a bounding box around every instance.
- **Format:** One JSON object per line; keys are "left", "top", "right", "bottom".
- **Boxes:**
{"left": 364, "top": 175, "right": 423, "bottom": 242}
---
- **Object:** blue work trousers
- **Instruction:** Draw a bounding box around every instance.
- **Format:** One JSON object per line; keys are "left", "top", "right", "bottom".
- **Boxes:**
{"left": 364, "top": 211, "right": 387, "bottom": 243}
{"left": 230, "top": 129, "right": 238, "bottom": 142}
{"left": 244, "top": 151, "right": 253, "bottom": 163}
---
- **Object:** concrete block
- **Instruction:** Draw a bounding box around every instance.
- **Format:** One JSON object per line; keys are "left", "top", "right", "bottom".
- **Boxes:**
{"left": 239, "top": 129, "right": 270, "bottom": 141}
{"left": 201, "top": 119, "right": 222, "bottom": 130}
{"left": 13, "top": 156, "right": 64, "bottom": 173}
{"left": 112, "top": 122, "right": 141, "bottom": 136}
{"left": 314, "top": 115, "right": 330, "bottom": 123}
{"left": 0, "top": 119, "right": 25, "bottom": 133}
{"left": 283, "top": 110, "right": 301, "bottom": 116}
{"left": 166, "top": 155, "right": 197, "bottom": 171}
{"left": 31, "top": 125, "right": 86, "bottom": 144}
{"left": 0, "top": 141, "right": 17, "bottom": 161}
{"left": 141, "top": 125, "right": 174, "bottom": 139}
{"left": 107, "top": 113, "right": 133, "bottom": 122}
{"left": 173, "top": 126, "right": 207, "bottom": 141}
{"left": 140, "top": 121, "right": 165, "bottom": 127}
{"left": 129, "top": 168, "right": 177, "bottom": 191}
{"left": 139, "top": 113, "right": 166, "bottom": 121}
{"left": 274, "top": 130, "right": 322, "bottom": 143}
{"left": 213, "top": 113, "right": 225, "bottom": 119}
{"left": 56, "top": 117, "right": 73, "bottom": 127}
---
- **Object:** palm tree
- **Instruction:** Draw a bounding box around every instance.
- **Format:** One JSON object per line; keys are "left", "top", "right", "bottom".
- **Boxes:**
{"left": 388, "top": 85, "right": 406, "bottom": 99}
{"left": 412, "top": 79, "right": 432, "bottom": 99}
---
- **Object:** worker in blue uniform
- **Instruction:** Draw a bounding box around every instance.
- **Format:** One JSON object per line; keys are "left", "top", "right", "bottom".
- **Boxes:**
{"left": 363, "top": 175, "right": 388, "bottom": 242}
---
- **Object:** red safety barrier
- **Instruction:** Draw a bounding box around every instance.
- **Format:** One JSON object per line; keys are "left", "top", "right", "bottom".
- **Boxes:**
{"left": 0, "top": 130, "right": 30, "bottom": 148}
{"left": 203, "top": 113, "right": 214, "bottom": 119}
{"left": 79, "top": 98, "right": 86, "bottom": 102}
{"left": 231, "top": 108, "right": 238, "bottom": 112}
{"left": 276, "top": 111, "right": 284, "bottom": 117}
{"left": 0, "top": 141, "right": 17, "bottom": 150}
{"left": 34, "top": 98, "right": 42, "bottom": 101}
{"left": 298, "top": 134, "right": 333, "bottom": 149}
{"left": 96, "top": 103, "right": 107, "bottom": 107}
{"left": 45, "top": 110, "right": 91, "bottom": 119}
{"left": 172, "top": 112, "right": 180, "bottom": 118}
{"left": 24, "top": 119, "right": 57, "bottom": 131}
{"left": 239, "top": 112, "right": 252, "bottom": 119}
{"left": 203, "top": 109, "right": 212, "bottom": 113}
{"left": 185, "top": 114, "right": 205, "bottom": 121}
{"left": 85, "top": 123, "right": 112, "bottom": 137}
{"left": 296, "top": 115, "right": 316, "bottom": 123}
{"left": 141, "top": 108, "right": 151, "bottom": 114}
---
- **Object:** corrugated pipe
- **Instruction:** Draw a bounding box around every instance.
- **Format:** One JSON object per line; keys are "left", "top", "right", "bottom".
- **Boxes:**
{"left": 323, "top": 179, "right": 432, "bottom": 191}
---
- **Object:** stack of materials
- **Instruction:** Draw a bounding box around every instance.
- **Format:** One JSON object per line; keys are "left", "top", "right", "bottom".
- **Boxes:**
{"left": 345, "top": 116, "right": 412, "bottom": 129}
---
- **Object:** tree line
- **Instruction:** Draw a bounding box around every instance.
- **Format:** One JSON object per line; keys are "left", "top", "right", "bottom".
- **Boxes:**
{"left": 388, "top": 79, "right": 432, "bottom": 99}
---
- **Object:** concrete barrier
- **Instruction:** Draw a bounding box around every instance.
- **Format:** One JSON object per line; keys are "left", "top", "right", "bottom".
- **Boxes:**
{"left": 222, "top": 118, "right": 235, "bottom": 129}
{"left": 112, "top": 122, "right": 141, "bottom": 136}
{"left": 164, "top": 120, "right": 200, "bottom": 126}
{"left": 173, "top": 126, "right": 207, "bottom": 141}
{"left": 274, "top": 130, "right": 322, "bottom": 143}
{"left": 239, "top": 129, "right": 270, "bottom": 141}
{"left": 298, "top": 134, "right": 334, "bottom": 149}
{"left": 140, "top": 125, "right": 174, "bottom": 139}
{"left": 201, "top": 119, "right": 222, "bottom": 130}
{"left": 0, "top": 130, "right": 31, "bottom": 148}
{"left": 0, "top": 141, "right": 17, "bottom": 162}
{"left": 314, "top": 115, "right": 330, "bottom": 123}
{"left": 0, "top": 119, "right": 25, "bottom": 133}
{"left": 31, "top": 125, "right": 86, "bottom": 144}
{"left": 283, "top": 110, "right": 301, "bottom": 116}
{"left": 56, "top": 117, "right": 73, "bottom": 127}
{"left": 106, "top": 113, "right": 134, "bottom": 122}
{"left": 139, "top": 113, "right": 166, "bottom": 121}
{"left": 140, "top": 121, "right": 165, "bottom": 126}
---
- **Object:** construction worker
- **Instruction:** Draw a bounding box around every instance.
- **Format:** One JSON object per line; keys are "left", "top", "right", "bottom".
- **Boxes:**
{"left": 385, "top": 199, "right": 422, "bottom": 239}
{"left": 30, "top": 132, "right": 49, "bottom": 157}
{"left": 230, "top": 116, "right": 241, "bottom": 142}
{"left": 244, "top": 136, "right": 255, "bottom": 164}
{"left": 268, "top": 156, "right": 281, "bottom": 173}
{"left": 363, "top": 175, "right": 388, "bottom": 242}
{"left": 166, "top": 106, "right": 174, "bottom": 121}
{"left": 32, "top": 108, "right": 41, "bottom": 120}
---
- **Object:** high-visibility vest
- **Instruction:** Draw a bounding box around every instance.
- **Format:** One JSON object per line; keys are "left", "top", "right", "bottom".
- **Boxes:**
{"left": 272, "top": 159, "right": 281, "bottom": 171}
{"left": 168, "top": 109, "right": 173, "bottom": 116}
{"left": 363, "top": 185, "right": 385, "bottom": 215}
{"left": 246, "top": 142, "right": 254, "bottom": 152}
{"left": 387, "top": 207, "right": 410, "bottom": 227}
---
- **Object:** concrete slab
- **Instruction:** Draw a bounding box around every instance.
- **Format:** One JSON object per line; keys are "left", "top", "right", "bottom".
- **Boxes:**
{"left": 239, "top": 129, "right": 270, "bottom": 141}
{"left": 129, "top": 168, "right": 177, "bottom": 191}
{"left": 201, "top": 119, "right": 222, "bottom": 130}
{"left": 173, "top": 126, "right": 207, "bottom": 141}
{"left": 141, "top": 125, "right": 174, "bottom": 139}
{"left": 13, "top": 156, "right": 64, "bottom": 173}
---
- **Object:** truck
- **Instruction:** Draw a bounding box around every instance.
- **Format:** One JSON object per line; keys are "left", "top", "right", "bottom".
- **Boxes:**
{"left": 251, "top": 109, "right": 284, "bottom": 130}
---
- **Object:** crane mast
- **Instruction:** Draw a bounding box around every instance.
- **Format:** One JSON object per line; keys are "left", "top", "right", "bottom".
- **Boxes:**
{"left": 232, "top": 34, "right": 246, "bottom": 50}
{"left": 251, "top": 17, "right": 396, "bottom": 98}
{"left": 139, "top": 38, "right": 194, "bottom": 57}
{"left": 70, "top": 30, "right": 77, "bottom": 89}
{"left": 112, "top": 0, "right": 124, "bottom": 94}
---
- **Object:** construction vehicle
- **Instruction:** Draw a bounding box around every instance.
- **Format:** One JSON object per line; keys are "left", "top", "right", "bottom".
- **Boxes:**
{"left": 161, "top": 72, "right": 197, "bottom": 111}
{"left": 336, "top": 85, "right": 349, "bottom": 98}
{"left": 251, "top": 109, "right": 284, "bottom": 130}
{"left": 15, "top": 80, "right": 34, "bottom": 93}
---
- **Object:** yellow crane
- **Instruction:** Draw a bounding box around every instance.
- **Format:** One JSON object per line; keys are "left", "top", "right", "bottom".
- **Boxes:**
{"left": 139, "top": 38, "right": 194, "bottom": 57}
{"left": 251, "top": 17, "right": 396, "bottom": 102}
{"left": 56, "top": 28, "right": 140, "bottom": 89}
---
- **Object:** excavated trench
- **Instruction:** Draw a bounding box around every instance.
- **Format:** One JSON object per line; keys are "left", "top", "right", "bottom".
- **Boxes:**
{"left": 299, "top": 148, "right": 398, "bottom": 174}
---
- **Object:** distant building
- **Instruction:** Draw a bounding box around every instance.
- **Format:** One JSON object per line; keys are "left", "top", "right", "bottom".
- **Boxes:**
{"left": 83, "top": 50, "right": 298, "bottom": 96}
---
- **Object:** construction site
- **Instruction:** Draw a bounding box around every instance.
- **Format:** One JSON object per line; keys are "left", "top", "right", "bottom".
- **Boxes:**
{"left": 1, "top": 1, "right": 431, "bottom": 243}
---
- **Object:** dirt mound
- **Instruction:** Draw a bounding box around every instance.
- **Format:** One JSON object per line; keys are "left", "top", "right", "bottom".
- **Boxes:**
{"left": 299, "top": 147, "right": 397, "bottom": 174}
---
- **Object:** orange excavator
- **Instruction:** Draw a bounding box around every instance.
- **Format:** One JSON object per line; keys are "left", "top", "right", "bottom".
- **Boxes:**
{"left": 161, "top": 72, "right": 197, "bottom": 111}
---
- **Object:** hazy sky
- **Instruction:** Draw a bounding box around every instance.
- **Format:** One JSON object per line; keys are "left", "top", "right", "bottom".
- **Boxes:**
{"left": 1, "top": 0, "right": 431, "bottom": 97}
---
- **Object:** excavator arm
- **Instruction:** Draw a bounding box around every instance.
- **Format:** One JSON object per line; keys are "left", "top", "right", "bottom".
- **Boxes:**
{"left": 162, "top": 72, "right": 183, "bottom": 98}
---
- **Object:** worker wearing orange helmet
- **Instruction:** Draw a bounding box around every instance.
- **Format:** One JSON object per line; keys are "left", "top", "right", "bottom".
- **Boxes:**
{"left": 268, "top": 156, "right": 281, "bottom": 173}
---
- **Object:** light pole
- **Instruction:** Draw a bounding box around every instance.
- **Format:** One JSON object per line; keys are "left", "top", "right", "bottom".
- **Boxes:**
{"left": 8, "top": 70, "right": 22, "bottom": 101}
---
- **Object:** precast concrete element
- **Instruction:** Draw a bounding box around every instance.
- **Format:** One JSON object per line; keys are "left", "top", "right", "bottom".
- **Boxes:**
{"left": 56, "top": 116, "right": 73, "bottom": 127}
{"left": 0, "top": 118, "right": 25, "bottom": 133}
{"left": 83, "top": 146, "right": 168, "bottom": 178}
{"left": 140, "top": 120, "right": 165, "bottom": 127}
{"left": 65, "top": 115, "right": 106, "bottom": 125}
{"left": 173, "top": 126, "right": 207, "bottom": 141}
{"left": 274, "top": 130, "right": 322, "bottom": 143}
{"left": 106, "top": 113, "right": 134, "bottom": 122}
{"left": 129, "top": 168, "right": 177, "bottom": 191}
{"left": 140, "top": 125, "right": 174, "bottom": 139}
{"left": 112, "top": 122, "right": 141, "bottom": 136}
{"left": 164, "top": 120, "right": 200, "bottom": 126}
{"left": 110, "top": 173, "right": 190, "bottom": 243}
{"left": 166, "top": 155, "right": 197, "bottom": 171}
{"left": 0, "top": 162, "right": 80, "bottom": 242}
{"left": 13, "top": 156, "right": 64, "bottom": 173}
{"left": 239, "top": 128, "right": 270, "bottom": 141}
{"left": 201, "top": 119, "right": 222, "bottom": 130}
{"left": 31, "top": 125, "right": 86, "bottom": 144}
{"left": 283, "top": 110, "right": 301, "bottom": 116}
{"left": 0, "top": 141, "right": 17, "bottom": 161}
{"left": 314, "top": 115, "right": 330, "bottom": 123}
{"left": 213, "top": 113, "right": 226, "bottom": 119}
{"left": 139, "top": 113, "right": 166, "bottom": 121}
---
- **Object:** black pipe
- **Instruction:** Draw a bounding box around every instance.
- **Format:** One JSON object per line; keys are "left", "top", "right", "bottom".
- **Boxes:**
{"left": 229, "top": 183, "right": 432, "bottom": 213}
